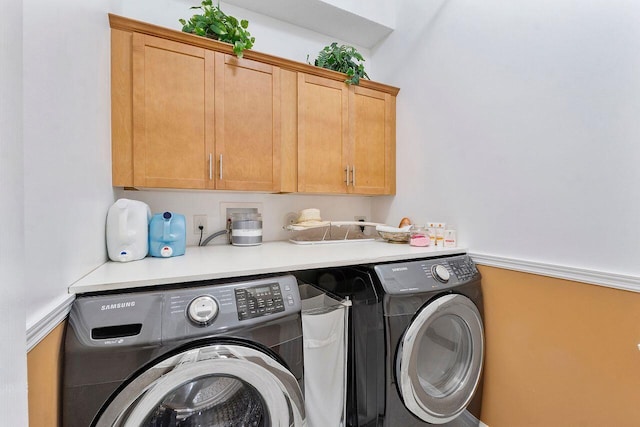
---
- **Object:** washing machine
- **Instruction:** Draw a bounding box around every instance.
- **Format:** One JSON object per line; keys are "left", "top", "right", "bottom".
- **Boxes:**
{"left": 62, "top": 274, "right": 306, "bottom": 427}
{"left": 368, "top": 254, "right": 484, "bottom": 427}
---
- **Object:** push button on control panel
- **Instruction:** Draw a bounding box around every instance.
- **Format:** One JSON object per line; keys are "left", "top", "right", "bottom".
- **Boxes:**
{"left": 449, "top": 258, "right": 478, "bottom": 281}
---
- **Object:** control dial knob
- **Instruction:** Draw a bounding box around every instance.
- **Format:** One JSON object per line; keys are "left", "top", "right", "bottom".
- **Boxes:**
{"left": 187, "top": 295, "right": 219, "bottom": 326}
{"left": 431, "top": 264, "right": 451, "bottom": 283}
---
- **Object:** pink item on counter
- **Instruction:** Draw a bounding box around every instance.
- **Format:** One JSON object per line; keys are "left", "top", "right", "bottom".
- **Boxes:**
{"left": 410, "top": 234, "right": 430, "bottom": 247}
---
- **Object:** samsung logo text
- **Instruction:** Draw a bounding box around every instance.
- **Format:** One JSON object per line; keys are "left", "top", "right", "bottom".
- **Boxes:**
{"left": 101, "top": 301, "right": 136, "bottom": 311}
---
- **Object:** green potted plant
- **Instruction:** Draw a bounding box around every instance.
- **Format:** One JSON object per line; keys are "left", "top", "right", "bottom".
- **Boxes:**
{"left": 179, "top": 0, "right": 255, "bottom": 58}
{"left": 309, "top": 42, "right": 370, "bottom": 85}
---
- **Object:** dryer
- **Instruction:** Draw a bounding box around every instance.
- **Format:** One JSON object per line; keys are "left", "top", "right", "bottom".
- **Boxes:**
{"left": 63, "top": 274, "right": 306, "bottom": 427}
{"left": 368, "top": 254, "right": 484, "bottom": 427}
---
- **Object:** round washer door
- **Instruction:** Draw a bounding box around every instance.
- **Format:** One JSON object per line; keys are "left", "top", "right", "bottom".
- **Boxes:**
{"left": 396, "top": 294, "right": 484, "bottom": 424}
{"left": 95, "top": 344, "right": 305, "bottom": 427}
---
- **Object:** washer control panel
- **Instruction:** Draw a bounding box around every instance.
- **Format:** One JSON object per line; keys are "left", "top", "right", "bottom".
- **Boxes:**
{"left": 235, "top": 282, "right": 286, "bottom": 321}
{"left": 73, "top": 275, "right": 302, "bottom": 347}
{"left": 374, "top": 254, "right": 479, "bottom": 295}
{"left": 162, "top": 274, "right": 301, "bottom": 341}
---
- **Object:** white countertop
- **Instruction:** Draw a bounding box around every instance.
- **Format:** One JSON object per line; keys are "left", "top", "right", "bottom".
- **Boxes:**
{"left": 70, "top": 241, "right": 466, "bottom": 294}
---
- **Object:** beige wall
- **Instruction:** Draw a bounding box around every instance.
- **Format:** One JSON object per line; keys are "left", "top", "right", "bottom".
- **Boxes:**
{"left": 27, "top": 269, "right": 640, "bottom": 427}
{"left": 28, "top": 322, "right": 64, "bottom": 427}
{"left": 479, "top": 266, "right": 640, "bottom": 427}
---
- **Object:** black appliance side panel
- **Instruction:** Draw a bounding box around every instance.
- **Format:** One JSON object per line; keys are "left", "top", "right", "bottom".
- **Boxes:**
{"left": 294, "top": 267, "right": 384, "bottom": 427}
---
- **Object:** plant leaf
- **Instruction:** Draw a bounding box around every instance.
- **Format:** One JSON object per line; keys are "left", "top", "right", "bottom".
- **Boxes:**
{"left": 310, "top": 42, "right": 369, "bottom": 85}
{"left": 179, "top": 0, "right": 254, "bottom": 57}
{"left": 209, "top": 23, "right": 227, "bottom": 35}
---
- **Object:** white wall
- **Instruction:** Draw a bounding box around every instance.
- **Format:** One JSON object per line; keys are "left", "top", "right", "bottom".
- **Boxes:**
{"left": 1, "top": 0, "right": 28, "bottom": 421}
{"left": 371, "top": 0, "right": 640, "bottom": 276}
{"left": 23, "top": 0, "right": 117, "bottom": 328}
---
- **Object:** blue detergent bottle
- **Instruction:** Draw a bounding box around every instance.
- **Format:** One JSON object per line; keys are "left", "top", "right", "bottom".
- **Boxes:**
{"left": 149, "top": 212, "right": 186, "bottom": 257}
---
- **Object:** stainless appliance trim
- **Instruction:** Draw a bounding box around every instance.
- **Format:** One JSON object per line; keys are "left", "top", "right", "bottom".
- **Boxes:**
{"left": 396, "top": 293, "right": 484, "bottom": 424}
{"left": 96, "top": 344, "right": 304, "bottom": 426}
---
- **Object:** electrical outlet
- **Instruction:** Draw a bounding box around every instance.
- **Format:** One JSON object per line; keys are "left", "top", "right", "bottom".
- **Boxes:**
{"left": 193, "top": 215, "right": 207, "bottom": 235}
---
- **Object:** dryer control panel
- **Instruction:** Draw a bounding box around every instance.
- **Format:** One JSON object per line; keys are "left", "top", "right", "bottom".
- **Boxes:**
{"left": 447, "top": 256, "right": 479, "bottom": 281}
{"left": 374, "top": 255, "right": 479, "bottom": 295}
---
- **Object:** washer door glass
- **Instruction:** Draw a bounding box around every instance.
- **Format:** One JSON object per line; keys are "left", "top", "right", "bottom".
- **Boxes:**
{"left": 135, "top": 375, "right": 266, "bottom": 426}
{"left": 95, "top": 344, "right": 305, "bottom": 427}
{"left": 396, "top": 294, "right": 484, "bottom": 424}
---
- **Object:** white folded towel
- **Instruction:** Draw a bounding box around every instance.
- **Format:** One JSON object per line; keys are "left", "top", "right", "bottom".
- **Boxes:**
{"left": 376, "top": 224, "right": 412, "bottom": 233}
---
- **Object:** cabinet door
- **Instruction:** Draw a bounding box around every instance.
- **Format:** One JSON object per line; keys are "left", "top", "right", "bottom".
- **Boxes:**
{"left": 132, "top": 34, "right": 214, "bottom": 189}
{"left": 349, "top": 85, "right": 396, "bottom": 195}
{"left": 214, "top": 53, "right": 281, "bottom": 191}
{"left": 297, "top": 74, "right": 350, "bottom": 193}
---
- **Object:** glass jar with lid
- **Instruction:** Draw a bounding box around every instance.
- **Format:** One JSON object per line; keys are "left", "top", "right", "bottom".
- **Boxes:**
{"left": 409, "top": 225, "right": 430, "bottom": 247}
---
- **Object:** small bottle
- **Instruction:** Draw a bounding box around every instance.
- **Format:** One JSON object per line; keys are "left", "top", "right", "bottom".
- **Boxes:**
{"left": 435, "top": 222, "right": 446, "bottom": 246}
{"left": 427, "top": 222, "right": 437, "bottom": 246}
{"left": 444, "top": 229, "right": 457, "bottom": 247}
{"left": 410, "top": 225, "right": 430, "bottom": 247}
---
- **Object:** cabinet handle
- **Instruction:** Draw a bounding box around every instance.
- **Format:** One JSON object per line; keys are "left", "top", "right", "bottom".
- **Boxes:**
{"left": 208, "top": 154, "right": 213, "bottom": 180}
{"left": 352, "top": 165, "right": 356, "bottom": 187}
{"left": 344, "top": 165, "right": 350, "bottom": 186}
{"left": 219, "top": 154, "right": 223, "bottom": 180}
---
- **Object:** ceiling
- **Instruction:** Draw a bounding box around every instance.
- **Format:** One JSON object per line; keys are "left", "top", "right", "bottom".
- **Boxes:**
{"left": 222, "top": 0, "right": 395, "bottom": 48}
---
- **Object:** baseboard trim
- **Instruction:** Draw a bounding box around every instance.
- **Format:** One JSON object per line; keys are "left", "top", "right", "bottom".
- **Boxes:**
{"left": 26, "top": 294, "right": 75, "bottom": 352}
{"left": 469, "top": 252, "right": 640, "bottom": 293}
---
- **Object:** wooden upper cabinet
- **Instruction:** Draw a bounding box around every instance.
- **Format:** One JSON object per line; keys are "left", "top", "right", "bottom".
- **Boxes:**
{"left": 109, "top": 14, "right": 398, "bottom": 194}
{"left": 297, "top": 74, "right": 396, "bottom": 195}
{"left": 214, "top": 53, "right": 281, "bottom": 191}
{"left": 350, "top": 85, "right": 396, "bottom": 195}
{"left": 132, "top": 34, "right": 214, "bottom": 189}
{"left": 297, "top": 74, "right": 350, "bottom": 193}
